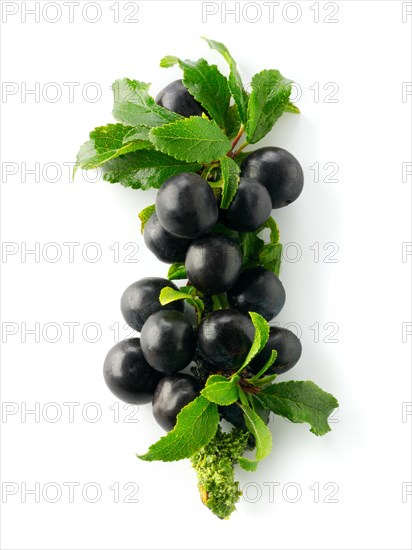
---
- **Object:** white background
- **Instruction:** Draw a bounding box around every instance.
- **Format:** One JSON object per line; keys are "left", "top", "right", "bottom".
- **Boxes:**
{"left": 1, "top": 1, "right": 411, "bottom": 549}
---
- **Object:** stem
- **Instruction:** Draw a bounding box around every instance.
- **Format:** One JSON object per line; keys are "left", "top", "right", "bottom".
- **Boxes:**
{"left": 248, "top": 373, "right": 277, "bottom": 387}
{"left": 232, "top": 361, "right": 249, "bottom": 378}
{"left": 240, "top": 383, "right": 261, "bottom": 395}
{"left": 190, "top": 427, "right": 250, "bottom": 520}
{"left": 233, "top": 140, "right": 249, "bottom": 156}
{"left": 230, "top": 124, "right": 244, "bottom": 152}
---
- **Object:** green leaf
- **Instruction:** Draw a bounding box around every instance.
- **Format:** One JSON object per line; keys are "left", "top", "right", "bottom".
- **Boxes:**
{"left": 260, "top": 216, "right": 280, "bottom": 244}
{"left": 204, "top": 374, "right": 227, "bottom": 384}
{"left": 211, "top": 293, "right": 229, "bottom": 310}
{"left": 149, "top": 116, "right": 231, "bottom": 164}
{"left": 248, "top": 350, "right": 278, "bottom": 382}
{"left": 211, "top": 223, "right": 238, "bottom": 239}
{"left": 201, "top": 375, "right": 240, "bottom": 406}
{"left": 226, "top": 104, "right": 241, "bottom": 139}
{"left": 255, "top": 381, "right": 339, "bottom": 436}
{"left": 161, "top": 56, "right": 231, "bottom": 132}
{"left": 238, "top": 312, "right": 270, "bottom": 370}
{"left": 257, "top": 218, "right": 282, "bottom": 275}
{"left": 112, "top": 79, "right": 182, "bottom": 127}
{"left": 138, "top": 204, "right": 155, "bottom": 233}
{"left": 247, "top": 395, "right": 272, "bottom": 424}
{"left": 238, "top": 457, "right": 259, "bottom": 471}
{"left": 285, "top": 101, "right": 300, "bottom": 114}
{"left": 238, "top": 388, "right": 250, "bottom": 407}
{"left": 239, "top": 232, "right": 265, "bottom": 265}
{"left": 102, "top": 150, "right": 201, "bottom": 190}
{"left": 159, "top": 55, "right": 180, "bottom": 68}
{"left": 123, "top": 125, "right": 151, "bottom": 144}
{"left": 259, "top": 243, "right": 282, "bottom": 276}
{"left": 138, "top": 395, "right": 219, "bottom": 461}
{"left": 219, "top": 156, "right": 240, "bottom": 209}
{"left": 252, "top": 373, "right": 278, "bottom": 387}
{"left": 167, "top": 262, "right": 187, "bottom": 280}
{"left": 240, "top": 404, "right": 272, "bottom": 461}
{"left": 246, "top": 69, "right": 293, "bottom": 144}
{"left": 75, "top": 124, "right": 151, "bottom": 170}
{"left": 177, "top": 285, "right": 197, "bottom": 296}
{"left": 159, "top": 286, "right": 204, "bottom": 310}
{"left": 159, "top": 286, "right": 204, "bottom": 323}
{"left": 203, "top": 37, "right": 249, "bottom": 124}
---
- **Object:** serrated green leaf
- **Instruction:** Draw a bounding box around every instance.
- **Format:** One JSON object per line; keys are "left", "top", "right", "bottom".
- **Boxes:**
{"left": 159, "top": 286, "right": 204, "bottom": 323}
{"left": 203, "top": 37, "right": 249, "bottom": 124}
{"left": 123, "top": 125, "right": 151, "bottom": 144}
{"left": 205, "top": 374, "right": 227, "bottom": 385}
{"left": 138, "top": 204, "right": 155, "bottom": 233}
{"left": 240, "top": 404, "right": 272, "bottom": 461}
{"left": 159, "top": 55, "right": 180, "bottom": 68}
{"left": 259, "top": 243, "right": 282, "bottom": 276}
{"left": 75, "top": 124, "right": 151, "bottom": 171}
{"left": 238, "top": 312, "right": 270, "bottom": 371}
{"left": 238, "top": 457, "right": 259, "bottom": 471}
{"left": 255, "top": 381, "right": 339, "bottom": 436}
{"left": 161, "top": 56, "right": 231, "bottom": 132}
{"left": 138, "top": 395, "right": 219, "bottom": 461}
{"left": 102, "top": 150, "right": 201, "bottom": 190}
{"left": 259, "top": 216, "right": 280, "bottom": 244}
{"left": 220, "top": 156, "right": 240, "bottom": 209}
{"left": 201, "top": 375, "right": 240, "bottom": 406}
{"left": 112, "top": 79, "right": 182, "bottom": 127}
{"left": 246, "top": 69, "right": 293, "bottom": 144}
{"left": 150, "top": 116, "right": 231, "bottom": 163}
{"left": 181, "top": 60, "right": 231, "bottom": 131}
{"left": 226, "top": 104, "right": 242, "bottom": 139}
{"left": 167, "top": 262, "right": 187, "bottom": 280}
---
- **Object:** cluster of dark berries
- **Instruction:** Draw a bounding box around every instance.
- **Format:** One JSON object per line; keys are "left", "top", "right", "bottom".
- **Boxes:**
{"left": 103, "top": 79, "right": 303, "bottom": 433}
